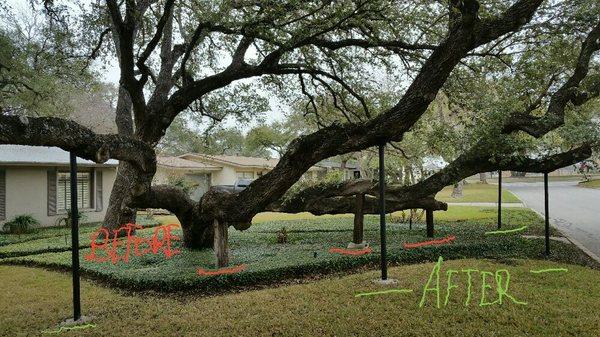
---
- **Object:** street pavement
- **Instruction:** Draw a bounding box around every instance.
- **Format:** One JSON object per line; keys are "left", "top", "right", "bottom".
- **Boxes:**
{"left": 504, "top": 181, "right": 600, "bottom": 260}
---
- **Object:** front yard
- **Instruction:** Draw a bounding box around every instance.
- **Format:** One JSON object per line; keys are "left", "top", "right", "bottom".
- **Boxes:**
{"left": 1, "top": 258, "right": 598, "bottom": 336}
{"left": 435, "top": 183, "right": 521, "bottom": 203}
{"left": 578, "top": 179, "right": 600, "bottom": 189}
{"left": 0, "top": 207, "right": 596, "bottom": 292}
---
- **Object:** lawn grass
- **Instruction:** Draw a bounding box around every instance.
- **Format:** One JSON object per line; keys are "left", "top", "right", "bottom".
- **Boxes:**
{"left": 1, "top": 259, "right": 599, "bottom": 336}
{"left": 435, "top": 182, "right": 520, "bottom": 203}
{"left": 152, "top": 211, "right": 353, "bottom": 227}
{"left": 578, "top": 179, "right": 600, "bottom": 189}
{"left": 1, "top": 207, "right": 594, "bottom": 292}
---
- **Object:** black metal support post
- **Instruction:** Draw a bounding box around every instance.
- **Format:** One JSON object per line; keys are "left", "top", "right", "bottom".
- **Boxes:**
{"left": 69, "top": 152, "right": 81, "bottom": 321}
{"left": 498, "top": 170, "right": 502, "bottom": 229}
{"left": 378, "top": 142, "right": 387, "bottom": 280}
{"left": 544, "top": 172, "right": 550, "bottom": 256}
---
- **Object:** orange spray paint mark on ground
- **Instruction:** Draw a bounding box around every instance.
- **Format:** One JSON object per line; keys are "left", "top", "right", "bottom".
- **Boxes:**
{"left": 84, "top": 223, "right": 181, "bottom": 264}
{"left": 197, "top": 264, "right": 246, "bottom": 276}
{"left": 328, "top": 246, "right": 373, "bottom": 256}
{"left": 403, "top": 235, "right": 456, "bottom": 250}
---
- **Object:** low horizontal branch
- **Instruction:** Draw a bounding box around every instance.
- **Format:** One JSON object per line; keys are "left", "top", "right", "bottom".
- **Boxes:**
{"left": 0, "top": 115, "right": 156, "bottom": 174}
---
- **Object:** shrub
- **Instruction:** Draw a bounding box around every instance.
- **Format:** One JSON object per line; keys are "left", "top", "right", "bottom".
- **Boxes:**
{"left": 167, "top": 175, "right": 197, "bottom": 195}
{"left": 55, "top": 210, "right": 88, "bottom": 228}
{"left": 276, "top": 227, "right": 288, "bottom": 244}
{"left": 3, "top": 215, "right": 40, "bottom": 234}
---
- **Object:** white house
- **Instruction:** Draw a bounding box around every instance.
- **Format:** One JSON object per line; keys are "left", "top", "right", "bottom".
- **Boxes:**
{"left": 154, "top": 153, "right": 361, "bottom": 200}
{"left": 0, "top": 145, "right": 118, "bottom": 228}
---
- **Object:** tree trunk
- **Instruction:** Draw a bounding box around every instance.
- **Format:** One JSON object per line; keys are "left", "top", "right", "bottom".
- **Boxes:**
{"left": 479, "top": 172, "right": 487, "bottom": 184}
{"left": 104, "top": 162, "right": 138, "bottom": 230}
{"left": 181, "top": 216, "right": 214, "bottom": 249}
{"left": 451, "top": 180, "right": 464, "bottom": 198}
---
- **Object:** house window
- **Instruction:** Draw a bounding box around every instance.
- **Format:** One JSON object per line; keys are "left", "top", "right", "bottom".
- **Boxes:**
{"left": 236, "top": 171, "right": 254, "bottom": 179}
{"left": 57, "top": 171, "right": 93, "bottom": 211}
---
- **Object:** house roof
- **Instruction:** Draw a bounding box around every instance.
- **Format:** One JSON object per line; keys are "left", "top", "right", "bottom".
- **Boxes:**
{"left": 0, "top": 145, "right": 119, "bottom": 167}
{"left": 180, "top": 153, "right": 280, "bottom": 169}
{"left": 316, "top": 160, "right": 359, "bottom": 170}
{"left": 157, "top": 156, "right": 221, "bottom": 171}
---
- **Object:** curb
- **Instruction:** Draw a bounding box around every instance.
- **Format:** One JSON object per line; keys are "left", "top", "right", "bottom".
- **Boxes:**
{"left": 519, "top": 200, "right": 600, "bottom": 265}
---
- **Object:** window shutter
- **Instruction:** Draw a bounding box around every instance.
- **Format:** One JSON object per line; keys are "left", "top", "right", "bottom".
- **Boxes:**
{"left": 0, "top": 170, "right": 5, "bottom": 221}
{"left": 47, "top": 169, "right": 57, "bottom": 216}
{"left": 95, "top": 170, "right": 103, "bottom": 212}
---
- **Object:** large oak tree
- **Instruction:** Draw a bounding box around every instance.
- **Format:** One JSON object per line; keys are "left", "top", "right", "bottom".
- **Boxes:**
{"left": 1, "top": 0, "right": 598, "bottom": 252}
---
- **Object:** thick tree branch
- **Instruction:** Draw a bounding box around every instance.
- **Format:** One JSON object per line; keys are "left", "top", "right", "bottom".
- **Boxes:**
{"left": 215, "top": 0, "right": 543, "bottom": 223}
{"left": 268, "top": 143, "right": 591, "bottom": 217}
{"left": 0, "top": 115, "right": 156, "bottom": 175}
{"left": 136, "top": 0, "right": 176, "bottom": 86}
{"left": 503, "top": 22, "right": 600, "bottom": 137}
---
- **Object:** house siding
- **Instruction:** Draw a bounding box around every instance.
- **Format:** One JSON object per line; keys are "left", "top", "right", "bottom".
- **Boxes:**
{"left": 0, "top": 166, "right": 116, "bottom": 228}
{"left": 211, "top": 166, "right": 238, "bottom": 185}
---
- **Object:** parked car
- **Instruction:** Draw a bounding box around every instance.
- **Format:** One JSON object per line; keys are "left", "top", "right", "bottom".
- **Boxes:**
{"left": 213, "top": 179, "right": 255, "bottom": 192}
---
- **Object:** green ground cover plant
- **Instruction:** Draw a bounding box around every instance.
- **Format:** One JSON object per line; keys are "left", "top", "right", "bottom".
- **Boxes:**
{"left": 0, "top": 207, "right": 594, "bottom": 292}
{"left": 0, "top": 218, "right": 159, "bottom": 257}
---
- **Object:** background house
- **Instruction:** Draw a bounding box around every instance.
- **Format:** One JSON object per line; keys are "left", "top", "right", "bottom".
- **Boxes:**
{"left": 0, "top": 145, "right": 118, "bottom": 228}
{"left": 155, "top": 153, "right": 360, "bottom": 200}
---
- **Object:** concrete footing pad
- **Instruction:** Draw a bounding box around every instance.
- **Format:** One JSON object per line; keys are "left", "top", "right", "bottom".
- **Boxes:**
{"left": 57, "top": 315, "right": 95, "bottom": 328}
{"left": 372, "top": 278, "right": 398, "bottom": 286}
{"left": 347, "top": 242, "right": 369, "bottom": 249}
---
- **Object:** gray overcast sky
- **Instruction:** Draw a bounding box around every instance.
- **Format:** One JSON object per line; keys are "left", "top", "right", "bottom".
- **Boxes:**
{"left": 6, "top": 0, "right": 287, "bottom": 131}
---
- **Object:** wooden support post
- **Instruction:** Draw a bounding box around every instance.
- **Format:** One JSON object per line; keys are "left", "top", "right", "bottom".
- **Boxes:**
{"left": 352, "top": 194, "right": 365, "bottom": 244}
{"left": 409, "top": 210, "right": 413, "bottom": 230}
{"left": 426, "top": 209, "right": 434, "bottom": 238}
{"left": 213, "top": 219, "right": 229, "bottom": 268}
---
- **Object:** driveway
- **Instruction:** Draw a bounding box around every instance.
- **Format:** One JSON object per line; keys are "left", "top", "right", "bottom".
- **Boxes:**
{"left": 504, "top": 181, "right": 600, "bottom": 259}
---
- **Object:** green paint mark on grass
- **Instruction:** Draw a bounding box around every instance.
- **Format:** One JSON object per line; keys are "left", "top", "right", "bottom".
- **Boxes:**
{"left": 485, "top": 226, "right": 528, "bottom": 235}
{"left": 41, "top": 323, "right": 96, "bottom": 334}
{"left": 355, "top": 289, "right": 414, "bottom": 298}
{"left": 530, "top": 268, "right": 568, "bottom": 274}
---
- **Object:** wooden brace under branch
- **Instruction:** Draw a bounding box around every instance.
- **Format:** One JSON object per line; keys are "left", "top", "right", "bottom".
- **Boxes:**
{"left": 213, "top": 219, "right": 229, "bottom": 268}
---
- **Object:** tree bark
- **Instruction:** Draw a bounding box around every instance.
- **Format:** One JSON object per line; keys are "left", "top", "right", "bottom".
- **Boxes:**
{"left": 451, "top": 180, "right": 464, "bottom": 198}
{"left": 479, "top": 172, "right": 487, "bottom": 184}
{"left": 104, "top": 162, "right": 138, "bottom": 229}
{"left": 213, "top": 219, "right": 229, "bottom": 267}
